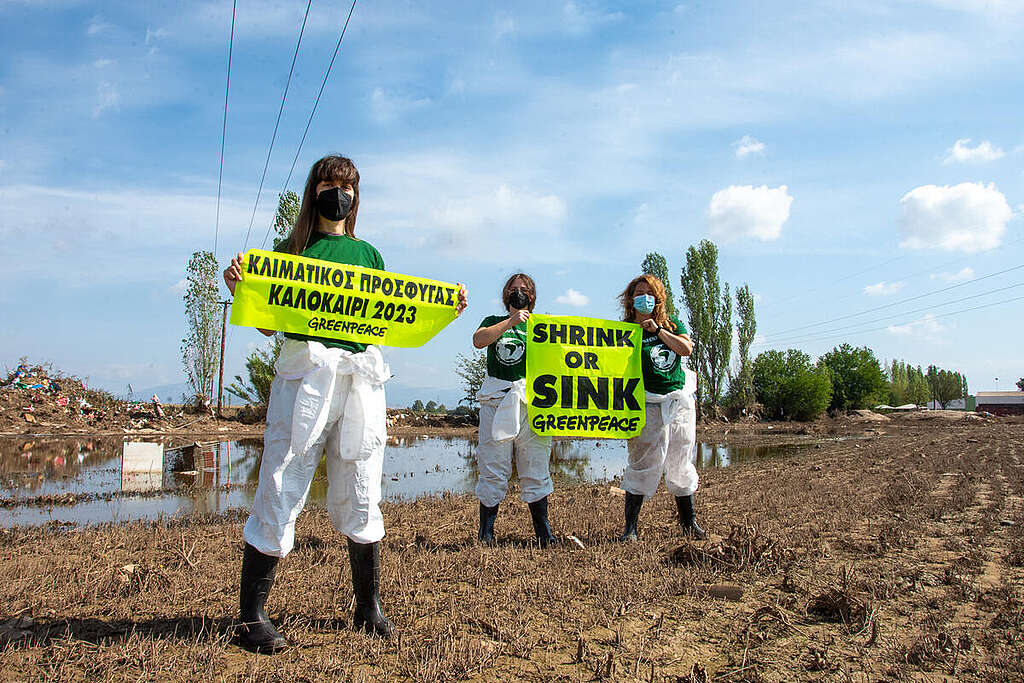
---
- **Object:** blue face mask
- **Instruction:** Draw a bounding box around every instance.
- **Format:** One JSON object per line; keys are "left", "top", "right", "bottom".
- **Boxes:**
{"left": 633, "top": 294, "right": 656, "bottom": 314}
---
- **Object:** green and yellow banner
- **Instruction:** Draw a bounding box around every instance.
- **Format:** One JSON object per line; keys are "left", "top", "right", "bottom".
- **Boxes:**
{"left": 230, "top": 249, "right": 459, "bottom": 348}
{"left": 526, "top": 314, "right": 645, "bottom": 438}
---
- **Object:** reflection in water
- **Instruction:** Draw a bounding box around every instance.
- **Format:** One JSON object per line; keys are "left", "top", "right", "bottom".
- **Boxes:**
{"left": 0, "top": 435, "right": 805, "bottom": 527}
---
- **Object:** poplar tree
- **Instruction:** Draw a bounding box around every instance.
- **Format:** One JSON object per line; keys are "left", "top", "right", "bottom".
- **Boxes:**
{"left": 641, "top": 252, "right": 676, "bottom": 317}
{"left": 731, "top": 284, "right": 757, "bottom": 411}
{"left": 231, "top": 192, "right": 301, "bottom": 407}
{"left": 272, "top": 191, "right": 300, "bottom": 250}
{"left": 181, "top": 251, "right": 221, "bottom": 406}
{"left": 925, "top": 365, "right": 969, "bottom": 408}
{"left": 680, "top": 240, "right": 732, "bottom": 419}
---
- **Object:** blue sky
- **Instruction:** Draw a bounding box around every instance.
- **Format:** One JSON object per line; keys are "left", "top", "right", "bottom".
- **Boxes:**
{"left": 1, "top": 0, "right": 1022, "bottom": 405}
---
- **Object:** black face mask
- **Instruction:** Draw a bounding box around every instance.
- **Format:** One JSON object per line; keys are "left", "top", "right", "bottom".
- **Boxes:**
{"left": 315, "top": 187, "right": 353, "bottom": 222}
{"left": 508, "top": 289, "right": 530, "bottom": 310}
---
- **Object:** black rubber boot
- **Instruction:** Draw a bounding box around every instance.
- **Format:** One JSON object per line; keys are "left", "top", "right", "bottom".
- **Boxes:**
{"left": 348, "top": 539, "right": 394, "bottom": 638}
{"left": 620, "top": 492, "right": 644, "bottom": 542}
{"left": 675, "top": 494, "right": 707, "bottom": 540}
{"left": 478, "top": 502, "right": 499, "bottom": 545}
{"left": 528, "top": 496, "right": 557, "bottom": 548}
{"left": 237, "top": 543, "right": 287, "bottom": 653}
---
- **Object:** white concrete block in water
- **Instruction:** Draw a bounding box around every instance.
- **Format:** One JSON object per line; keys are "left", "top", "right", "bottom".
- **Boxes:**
{"left": 122, "top": 441, "right": 164, "bottom": 472}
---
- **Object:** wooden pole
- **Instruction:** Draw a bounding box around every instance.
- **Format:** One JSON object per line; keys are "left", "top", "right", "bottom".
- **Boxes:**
{"left": 217, "top": 300, "right": 230, "bottom": 416}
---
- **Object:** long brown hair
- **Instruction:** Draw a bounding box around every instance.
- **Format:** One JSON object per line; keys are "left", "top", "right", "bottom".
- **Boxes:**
{"left": 285, "top": 155, "right": 361, "bottom": 254}
{"left": 619, "top": 274, "right": 676, "bottom": 331}
{"left": 502, "top": 273, "right": 537, "bottom": 312}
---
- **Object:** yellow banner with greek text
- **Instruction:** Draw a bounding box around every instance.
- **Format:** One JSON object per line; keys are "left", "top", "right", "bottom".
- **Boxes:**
{"left": 230, "top": 249, "right": 459, "bottom": 348}
{"left": 526, "top": 314, "right": 645, "bottom": 438}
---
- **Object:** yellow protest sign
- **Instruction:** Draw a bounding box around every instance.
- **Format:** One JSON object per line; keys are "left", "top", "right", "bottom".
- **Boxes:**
{"left": 526, "top": 314, "right": 645, "bottom": 438}
{"left": 230, "top": 249, "right": 459, "bottom": 348}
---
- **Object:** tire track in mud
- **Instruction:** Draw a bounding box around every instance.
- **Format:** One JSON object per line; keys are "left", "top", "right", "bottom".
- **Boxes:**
{"left": 885, "top": 436, "right": 1022, "bottom": 679}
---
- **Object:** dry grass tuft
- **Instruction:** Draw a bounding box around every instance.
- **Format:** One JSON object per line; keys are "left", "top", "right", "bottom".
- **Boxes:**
{"left": 671, "top": 524, "right": 791, "bottom": 574}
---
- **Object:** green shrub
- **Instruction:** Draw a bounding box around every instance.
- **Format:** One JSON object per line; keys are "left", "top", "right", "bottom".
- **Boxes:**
{"left": 752, "top": 349, "right": 832, "bottom": 421}
{"left": 818, "top": 344, "right": 887, "bottom": 411}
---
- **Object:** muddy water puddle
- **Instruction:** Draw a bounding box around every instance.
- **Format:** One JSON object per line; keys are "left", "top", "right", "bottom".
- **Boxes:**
{"left": 0, "top": 436, "right": 804, "bottom": 527}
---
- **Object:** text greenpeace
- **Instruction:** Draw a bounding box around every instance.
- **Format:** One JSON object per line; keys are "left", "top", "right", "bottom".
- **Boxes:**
{"left": 229, "top": 249, "right": 459, "bottom": 347}
{"left": 526, "top": 314, "right": 645, "bottom": 438}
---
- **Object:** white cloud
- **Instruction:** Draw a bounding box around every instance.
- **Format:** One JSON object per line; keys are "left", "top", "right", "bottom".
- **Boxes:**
{"left": 930, "top": 267, "right": 975, "bottom": 283}
{"left": 888, "top": 313, "right": 947, "bottom": 339}
{"left": 93, "top": 58, "right": 114, "bottom": 68}
{"left": 370, "top": 87, "right": 431, "bottom": 124}
{"left": 360, "top": 154, "right": 572, "bottom": 264}
{"left": 494, "top": 14, "right": 516, "bottom": 39}
{"left": 429, "top": 184, "right": 566, "bottom": 232}
{"left": 92, "top": 81, "right": 120, "bottom": 117}
{"left": 943, "top": 138, "right": 1005, "bottom": 164}
{"left": 734, "top": 135, "right": 765, "bottom": 158}
{"left": 561, "top": 2, "right": 624, "bottom": 35}
{"left": 923, "top": 0, "right": 1024, "bottom": 17}
{"left": 145, "top": 27, "right": 169, "bottom": 45}
{"left": 168, "top": 279, "right": 188, "bottom": 295}
{"left": 864, "top": 281, "right": 905, "bottom": 296}
{"left": 707, "top": 185, "right": 792, "bottom": 242}
{"left": 0, "top": 181, "right": 267, "bottom": 286}
{"left": 899, "top": 182, "right": 1011, "bottom": 252}
{"left": 555, "top": 289, "right": 590, "bottom": 307}
{"left": 87, "top": 16, "right": 113, "bottom": 35}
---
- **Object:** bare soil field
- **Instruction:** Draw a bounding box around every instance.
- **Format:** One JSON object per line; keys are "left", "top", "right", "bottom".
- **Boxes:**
{"left": 1, "top": 415, "right": 1022, "bottom": 681}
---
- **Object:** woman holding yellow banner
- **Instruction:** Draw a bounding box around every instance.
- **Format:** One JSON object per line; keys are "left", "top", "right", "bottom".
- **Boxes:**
{"left": 472, "top": 274, "right": 557, "bottom": 547}
{"left": 618, "top": 274, "right": 707, "bottom": 542}
{"left": 223, "top": 155, "right": 467, "bottom": 652}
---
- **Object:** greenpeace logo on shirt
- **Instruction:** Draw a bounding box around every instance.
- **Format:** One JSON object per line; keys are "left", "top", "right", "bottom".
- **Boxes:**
{"left": 648, "top": 344, "right": 677, "bottom": 372}
{"left": 495, "top": 337, "right": 525, "bottom": 366}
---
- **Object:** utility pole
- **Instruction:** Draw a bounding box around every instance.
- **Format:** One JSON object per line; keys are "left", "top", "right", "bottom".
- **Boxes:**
{"left": 216, "top": 300, "right": 231, "bottom": 416}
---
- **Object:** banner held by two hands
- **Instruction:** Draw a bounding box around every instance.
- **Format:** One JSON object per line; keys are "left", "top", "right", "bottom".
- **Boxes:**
{"left": 526, "top": 314, "right": 645, "bottom": 438}
{"left": 230, "top": 249, "right": 459, "bottom": 347}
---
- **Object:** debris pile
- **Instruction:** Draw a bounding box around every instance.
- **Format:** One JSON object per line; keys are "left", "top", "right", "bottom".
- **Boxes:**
{"left": 386, "top": 409, "right": 478, "bottom": 430}
{"left": 0, "top": 362, "right": 175, "bottom": 433}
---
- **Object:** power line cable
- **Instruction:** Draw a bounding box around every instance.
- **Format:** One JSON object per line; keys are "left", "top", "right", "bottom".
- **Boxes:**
{"left": 755, "top": 294, "right": 1024, "bottom": 348}
{"left": 214, "top": 0, "right": 237, "bottom": 255}
{"left": 261, "top": 0, "right": 358, "bottom": 249}
{"left": 755, "top": 280, "right": 1024, "bottom": 347}
{"left": 241, "top": 0, "right": 314, "bottom": 251}
{"left": 759, "top": 253, "right": 909, "bottom": 313}
{"left": 760, "top": 262, "right": 1024, "bottom": 339}
{"left": 757, "top": 234, "right": 1024, "bottom": 316}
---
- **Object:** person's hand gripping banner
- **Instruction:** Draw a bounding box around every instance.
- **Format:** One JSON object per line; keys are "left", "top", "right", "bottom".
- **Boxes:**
{"left": 526, "top": 314, "right": 645, "bottom": 438}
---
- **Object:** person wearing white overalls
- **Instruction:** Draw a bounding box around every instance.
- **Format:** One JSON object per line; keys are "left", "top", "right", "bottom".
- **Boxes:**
{"left": 472, "top": 273, "right": 557, "bottom": 547}
{"left": 618, "top": 274, "right": 706, "bottom": 541}
{"left": 224, "top": 155, "right": 467, "bottom": 652}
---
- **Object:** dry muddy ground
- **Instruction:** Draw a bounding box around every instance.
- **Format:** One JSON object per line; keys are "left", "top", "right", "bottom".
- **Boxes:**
{"left": 1, "top": 417, "right": 1022, "bottom": 681}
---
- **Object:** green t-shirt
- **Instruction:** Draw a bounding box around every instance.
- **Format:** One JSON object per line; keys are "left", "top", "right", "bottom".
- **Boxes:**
{"left": 277, "top": 231, "right": 385, "bottom": 353}
{"left": 479, "top": 314, "right": 527, "bottom": 382}
{"left": 640, "top": 315, "right": 690, "bottom": 395}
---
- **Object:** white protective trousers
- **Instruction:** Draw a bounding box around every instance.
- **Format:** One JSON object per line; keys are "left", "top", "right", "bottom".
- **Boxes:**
{"left": 622, "top": 372, "right": 699, "bottom": 499}
{"left": 474, "top": 376, "right": 553, "bottom": 507}
{"left": 243, "top": 339, "right": 390, "bottom": 557}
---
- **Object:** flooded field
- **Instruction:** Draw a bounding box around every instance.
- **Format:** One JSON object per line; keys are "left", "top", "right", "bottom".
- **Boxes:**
{"left": 1, "top": 417, "right": 1021, "bottom": 681}
{"left": 0, "top": 435, "right": 804, "bottom": 527}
